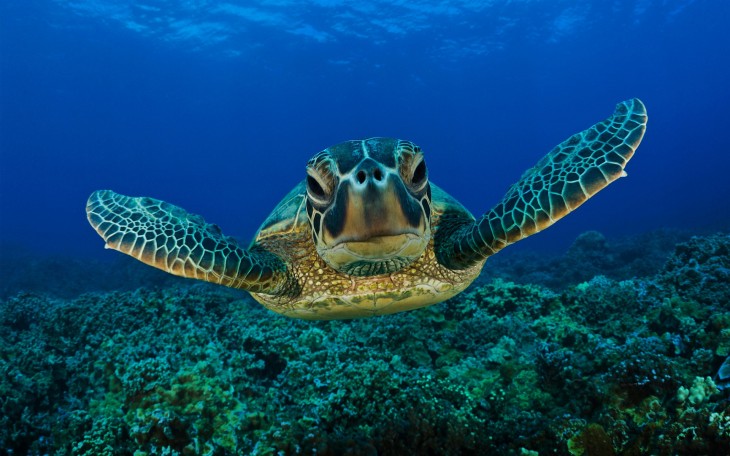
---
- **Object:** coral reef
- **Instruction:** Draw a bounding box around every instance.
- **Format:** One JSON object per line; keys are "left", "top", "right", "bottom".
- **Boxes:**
{"left": 1, "top": 232, "right": 728, "bottom": 455}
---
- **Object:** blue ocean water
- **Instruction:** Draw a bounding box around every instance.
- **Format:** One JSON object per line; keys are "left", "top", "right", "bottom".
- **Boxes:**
{"left": 1, "top": 0, "right": 729, "bottom": 260}
{"left": 3, "top": 3, "right": 730, "bottom": 454}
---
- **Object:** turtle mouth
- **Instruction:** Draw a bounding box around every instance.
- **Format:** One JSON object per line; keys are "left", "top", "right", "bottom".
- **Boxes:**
{"left": 322, "top": 233, "right": 429, "bottom": 277}
{"left": 337, "top": 233, "right": 423, "bottom": 256}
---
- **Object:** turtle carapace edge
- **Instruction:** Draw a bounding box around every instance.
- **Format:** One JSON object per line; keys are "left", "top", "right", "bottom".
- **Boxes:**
{"left": 87, "top": 99, "right": 647, "bottom": 320}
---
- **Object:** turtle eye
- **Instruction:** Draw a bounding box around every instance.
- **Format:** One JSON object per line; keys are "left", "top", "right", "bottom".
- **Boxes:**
{"left": 399, "top": 152, "right": 428, "bottom": 193}
{"left": 307, "top": 175, "right": 326, "bottom": 199}
{"left": 306, "top": 169, "right": 334, "bottom": 205}
{"left": 411, "top": 159, "right": 427, "bottom": 187}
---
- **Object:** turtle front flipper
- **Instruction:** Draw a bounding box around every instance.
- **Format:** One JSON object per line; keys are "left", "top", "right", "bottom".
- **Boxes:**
{"left": 86, "top": 190, "right": 296, "bottom": 296}
{"left": 436, "top": 98, "right": 648, "bottom": 269}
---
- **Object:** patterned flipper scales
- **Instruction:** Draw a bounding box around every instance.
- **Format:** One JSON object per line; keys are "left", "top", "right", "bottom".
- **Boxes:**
{"left": 438, "top": 98, "right": 648, "bottom": 269}
{"left": 86, "top": 190, "right": 294, "bottom": 295}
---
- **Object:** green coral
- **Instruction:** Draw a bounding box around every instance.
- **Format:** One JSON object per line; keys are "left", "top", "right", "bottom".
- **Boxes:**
{"left": 676, "top": 377, "right": 719, "bottom": 406}
{"left": 567, "top": 423, "right": 615, "bottom": 456}
{"left": 1, "top": 232, "right": 729, "bottom": 454}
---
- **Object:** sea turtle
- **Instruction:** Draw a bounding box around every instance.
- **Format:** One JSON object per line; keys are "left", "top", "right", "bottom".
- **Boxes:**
{"left": 87, "top": 98, "right": 647, "bottom": 320}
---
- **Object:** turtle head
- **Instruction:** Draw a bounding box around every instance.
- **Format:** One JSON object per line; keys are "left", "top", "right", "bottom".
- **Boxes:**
{"left": 305, "top": 138, "right": 432, "bottom": 276}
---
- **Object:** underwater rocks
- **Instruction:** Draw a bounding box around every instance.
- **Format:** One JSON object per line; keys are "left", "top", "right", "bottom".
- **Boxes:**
{"left": 0, "top": 232, "right": 728, "bottom": 454}
{"left": 660, "top": 233, "right": 730, "bottom": 307}
{"left": 481, "top": 228, "right": 693, "bottom": 289}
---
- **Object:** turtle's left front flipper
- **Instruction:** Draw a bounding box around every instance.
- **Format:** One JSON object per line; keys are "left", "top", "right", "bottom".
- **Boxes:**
{"left": 86, "top": 190, "right": 297, "bottom": 296}
{"left": 437, "top": 98, "right": 647, "bottom": 269}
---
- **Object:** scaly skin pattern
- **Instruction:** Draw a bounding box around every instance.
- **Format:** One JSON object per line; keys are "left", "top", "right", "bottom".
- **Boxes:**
{"left": 437, "top": 98, "right": 648, "bottom": 269}
{"left": 86, "top": 191, "right": 298, "bottom": 296}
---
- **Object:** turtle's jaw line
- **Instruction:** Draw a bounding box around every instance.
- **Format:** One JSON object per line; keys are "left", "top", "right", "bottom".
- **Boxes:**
{"left": 336, "top": 233, "right": 422, "bottom": 257}
{"left": 334, "top": 231, "right": 421, "bottom": 247}
{"left": 321, "top": 232, "right": 430, "bottom": 277}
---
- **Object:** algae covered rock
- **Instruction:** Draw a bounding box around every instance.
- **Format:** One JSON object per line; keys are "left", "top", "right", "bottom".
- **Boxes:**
{"left": 661, "top": 233, "right": 730, "bottom": 307}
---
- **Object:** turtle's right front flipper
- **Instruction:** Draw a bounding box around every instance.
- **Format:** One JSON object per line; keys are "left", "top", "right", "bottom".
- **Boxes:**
{"left": 86, "top": 190, "right": 296, "bottom": 296}
{"left": 436, "top": 98, "right": 648, "bottom": 270}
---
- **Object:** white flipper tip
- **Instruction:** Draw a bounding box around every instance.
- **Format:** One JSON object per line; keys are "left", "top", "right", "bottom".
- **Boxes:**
{"left": 621, "top": 170, "right": 628, "bottom": 178}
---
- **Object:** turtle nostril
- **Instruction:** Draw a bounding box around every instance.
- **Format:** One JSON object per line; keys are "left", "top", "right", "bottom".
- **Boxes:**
{"left": 373, "top": 168, "right": 383, "bottom": 181}
{"left": 356, "top": 170, "right": 366, "bottom": 184}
